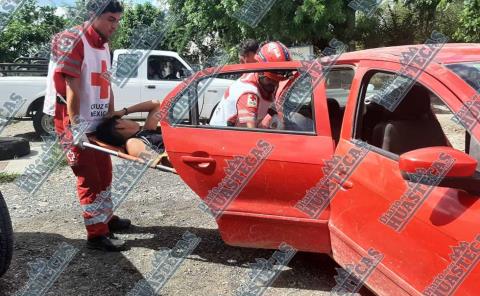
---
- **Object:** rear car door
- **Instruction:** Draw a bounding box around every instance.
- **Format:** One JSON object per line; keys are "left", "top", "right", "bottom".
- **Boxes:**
{"left": 160, "top": 63, "right": 335, "bottom": 252}
{"left": 328, "top": 60, "right": 480, "bottom": 295}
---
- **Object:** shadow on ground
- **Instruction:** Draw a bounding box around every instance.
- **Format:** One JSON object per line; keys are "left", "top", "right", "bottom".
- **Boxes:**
{"left": 0, "top": 226, "right": 374, "bottom": 295}
{"left": 9, "top": 131, "right": 41, "bottom": 143}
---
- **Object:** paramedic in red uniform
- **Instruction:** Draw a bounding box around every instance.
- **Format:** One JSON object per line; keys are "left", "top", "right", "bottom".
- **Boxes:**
{"left": 238, "top": 39, "right": 259, "bottom": 64}
{"left": 210, "top": 41, "right": 292, "bottom": 128}
{"left": 44, "top": 0, "right": 129, "bottom": 252}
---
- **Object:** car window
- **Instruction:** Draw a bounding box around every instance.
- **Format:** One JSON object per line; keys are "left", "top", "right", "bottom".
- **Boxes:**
{"left": 446, "top": 62, "right": 480, "bottom": 91}
{"left": 326, "top": 68, "right": 355, "bottom": 106}
{"left": 147, "top": 56, "right": 189, "bottom": 81}
{"left": 325, "top": 68, "right": 354, "bottom": 142}
{"left": 169, "top": 70, "right": 318, "bottom": 134}
{"left": 169, "top": 82, "right": 195, "bottom": 125}
{"left": 277, "top": 72, "right": 315, "bottom": 132}
{"left": 116, "top": 54, "right": 141, "bottom": 78}
{"left": 355, "top": 70, "right": 480, "bottom": 172}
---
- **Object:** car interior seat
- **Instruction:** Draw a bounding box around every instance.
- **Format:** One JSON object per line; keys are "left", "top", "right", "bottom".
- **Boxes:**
{"left": 469, "top": 135, "right": 480, "bottom": 172}
{"left": 287, "top": 112, "right": 314, "bottom": 131}
{"left": 370, "top": 84, "right": 449, "bottom": 155}
{"left": 327, "top": 98, "right": 342, "bottom": 143}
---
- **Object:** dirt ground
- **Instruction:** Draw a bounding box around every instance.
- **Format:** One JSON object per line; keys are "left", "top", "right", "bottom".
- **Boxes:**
{"left": 0, "top": 106, "right": 468, "bottom": 296}
{"left": 0, "top": 121, "right": 374, "bottom": 296}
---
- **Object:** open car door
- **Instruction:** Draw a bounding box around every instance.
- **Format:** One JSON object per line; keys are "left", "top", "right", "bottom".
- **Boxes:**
{"left": 328, "top": 60, "right": 480, "bottom": 295}
{"left": 160, "top": 62, "right": 335, "bottom": 252}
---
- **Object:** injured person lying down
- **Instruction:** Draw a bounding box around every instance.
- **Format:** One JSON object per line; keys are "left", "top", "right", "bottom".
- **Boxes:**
{"left": 95, "top": 100, "right": 164, "bottom": 158}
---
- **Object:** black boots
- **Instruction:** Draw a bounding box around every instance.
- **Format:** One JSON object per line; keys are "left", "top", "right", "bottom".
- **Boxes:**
{"left": 87, "top": 234, "right": 126, "bottom": 252}
{"left": 86, "top": 216, "right": 131, "bottom": 252}
{"left": 108, "top": 216, "right": 132, "bottom": 232}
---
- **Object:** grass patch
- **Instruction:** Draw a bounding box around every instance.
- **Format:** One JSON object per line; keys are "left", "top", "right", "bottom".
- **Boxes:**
{"left": 0, "top": 172, "right": 20, "bottom": 184}
{"left": 49, "top": 145, "right": 69, "bottom": 168}
{"left": 57, "top": 157, "right": 68, "bottom": 168}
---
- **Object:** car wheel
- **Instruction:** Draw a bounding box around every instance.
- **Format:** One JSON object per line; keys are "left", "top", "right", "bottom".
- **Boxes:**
{"left": 0, "top": 137, "right": 30, "bottom": 161}
{"left": 0, "top": 191, "right": 13, "bottom": 277}
{"left": 33, "top": 107, "right": 55, "bottom": 138}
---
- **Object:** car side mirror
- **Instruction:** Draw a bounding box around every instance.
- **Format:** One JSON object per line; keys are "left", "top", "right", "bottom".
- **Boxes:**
{"left": 399, "top": 147, "right": 480, "bottom": 195}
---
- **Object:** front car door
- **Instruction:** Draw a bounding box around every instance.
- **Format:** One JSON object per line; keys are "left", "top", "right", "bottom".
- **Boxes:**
{"left": 160, "top": 62, "right": 336, "bottom": 252}
{"left": 329, "top": 58, "right": 480, "bottom": 295}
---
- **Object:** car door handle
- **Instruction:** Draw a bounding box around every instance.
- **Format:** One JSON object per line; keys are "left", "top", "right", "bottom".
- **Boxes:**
{"left": 331, "top": 178, "right": 354, "bottom": 190}
{"left": 339, "top": 180, "right": 354, "bottom": 190}
{"left": 181, "top": 156, "right": 215, "bottom": 167}
{"left": 146, "top": 85, "right": 156, "bottom": 89}
{"left": 207, "top": 90, "right": 218, "bottom": 93}
{"left": 331, "top": 170, "right": 354, "bottom": 190}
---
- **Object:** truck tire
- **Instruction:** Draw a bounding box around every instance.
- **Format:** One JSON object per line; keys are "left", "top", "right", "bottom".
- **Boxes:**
{"left": 33, "top": 110, "right": 55, "bottom": 137}
{"left": 0, "top": 137, "right": 30, "bottom": 161}
{"left": 0, "top": 191, "right": 13, "bottom": 277}
{"left": 32, "top": 101, "right": 55, "bottom": 137}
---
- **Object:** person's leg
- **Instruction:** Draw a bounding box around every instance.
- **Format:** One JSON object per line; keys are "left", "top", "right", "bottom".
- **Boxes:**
{"left": 55, "top": 103, "right": 125, "bottom": 251}
{"left": 125, "top": 138, "right": 148, "bottom": 157}
{"left": 93, "top": 150, "right": 131, "bottom": 231}
{"left": 71, "top": 148, "right": 111, "bottom": 239}
{"left": 95, "top": 149, "right": 112, "bottom": 192}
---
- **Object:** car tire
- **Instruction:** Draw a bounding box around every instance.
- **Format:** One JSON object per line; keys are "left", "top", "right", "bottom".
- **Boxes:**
{"left": 33, "top": 104, "right": 55, "bottom": 137}
{"left": 0, "top": 191, "right": 13, "bottom": 277}
{"left": 0, "top": 137, "right": 30, "bottom": 161}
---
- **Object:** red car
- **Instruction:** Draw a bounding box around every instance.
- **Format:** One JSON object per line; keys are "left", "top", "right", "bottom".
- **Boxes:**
{"left": 159, "top": 44, "right": 480, "bottom": 295}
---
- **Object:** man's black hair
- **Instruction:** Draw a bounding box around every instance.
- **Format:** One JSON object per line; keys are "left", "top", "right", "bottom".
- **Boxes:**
{"left": 95, "top": 116, "right": 126, "bottom": 146}
{"left": 239, "top": 39, "right": 259, "bottom": 56}
{"left": 87, "top": 0, "right": 124, "bottom": 15}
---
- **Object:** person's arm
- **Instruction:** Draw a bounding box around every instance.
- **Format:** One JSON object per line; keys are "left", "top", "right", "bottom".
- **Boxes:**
{"left": 237, "top": 93, "right": 259, "bottom": 128}
{"left": 143, "top": 100, "right": 162, "bottom": 130}
{"left": 108, "top": 85, "right": 115, "bottom": 114}
{"left": 123, "top": 100, "right": 159, "bottom": 114}
{"left": 110, "top": 100, "right": 162, "bottom": 130}
{"left": 65, "top": 76, "right": 82, "bottom": 124}
{"left": 53, "top": 28, "right": 83, "bottom": 123}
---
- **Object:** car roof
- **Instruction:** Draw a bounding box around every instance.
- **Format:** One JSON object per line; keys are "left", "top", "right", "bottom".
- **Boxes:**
{"left": 335, "top": 43, "right": 480, "bottom": 65}
{"left": 114, "top": 49, "right": 181, "bottom": 58}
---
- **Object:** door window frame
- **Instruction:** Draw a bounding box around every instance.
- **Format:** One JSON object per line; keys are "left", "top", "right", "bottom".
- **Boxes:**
{"left": 115, "top": 53, "right": 141, "bottom": 79}
{"left": 352, "top": 68, "right": 462, "bottom": 161}
{"left": 147, "top": 55, "right": 189, "bottom": 81}
{"left": 168, "top": 69, "right": 324, "bottom": 136}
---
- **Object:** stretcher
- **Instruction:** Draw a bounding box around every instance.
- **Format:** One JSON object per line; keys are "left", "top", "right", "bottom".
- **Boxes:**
{"left": 83, "top": 136, "right": 176, "bottom": 174}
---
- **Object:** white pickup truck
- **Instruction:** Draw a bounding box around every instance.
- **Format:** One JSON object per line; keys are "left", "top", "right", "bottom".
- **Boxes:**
{"left": 0, "top": 50, "right": 233, "bottom": 136}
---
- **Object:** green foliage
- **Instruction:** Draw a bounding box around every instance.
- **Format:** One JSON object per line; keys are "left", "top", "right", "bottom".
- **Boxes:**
{"left": 455, "top": 0, "right": 480, "bottom": 42}
{"left": 0, "top": 0, "right": 66, "bottom": 62}
{"left": 0, "top": 0, "right": 478, "bottom": 64}
{"left": 353, "top": 0, "right": 464, "bottom": 49}
{"left": 165, "top": 0, "right": 353, "bottom": 64}
{"left": 110, "top": 2, "right": 166, "bottom": 50}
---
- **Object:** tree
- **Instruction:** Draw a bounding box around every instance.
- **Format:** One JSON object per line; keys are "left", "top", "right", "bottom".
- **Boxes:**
{"left": 353, "top": 0, "right": 464, "bottom": 49}
{"left": 455, "top": 0, "right": 480, "bottom": 42}
{"left": 110, "top": 2, "right": 166, "bottom": 50}
{"left": 0, "top": 0, "right": 66, "bottom": 62}
{"left": 165, "top": 0, "right": 353, "bottom": 64}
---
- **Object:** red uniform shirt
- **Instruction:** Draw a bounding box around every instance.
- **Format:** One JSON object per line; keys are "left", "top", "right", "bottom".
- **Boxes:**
{"left": 51, "top": 23, "right": 109, "bottom": 97}
{"left": 236, "top": 74, "right": 274, "bottom": 124}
